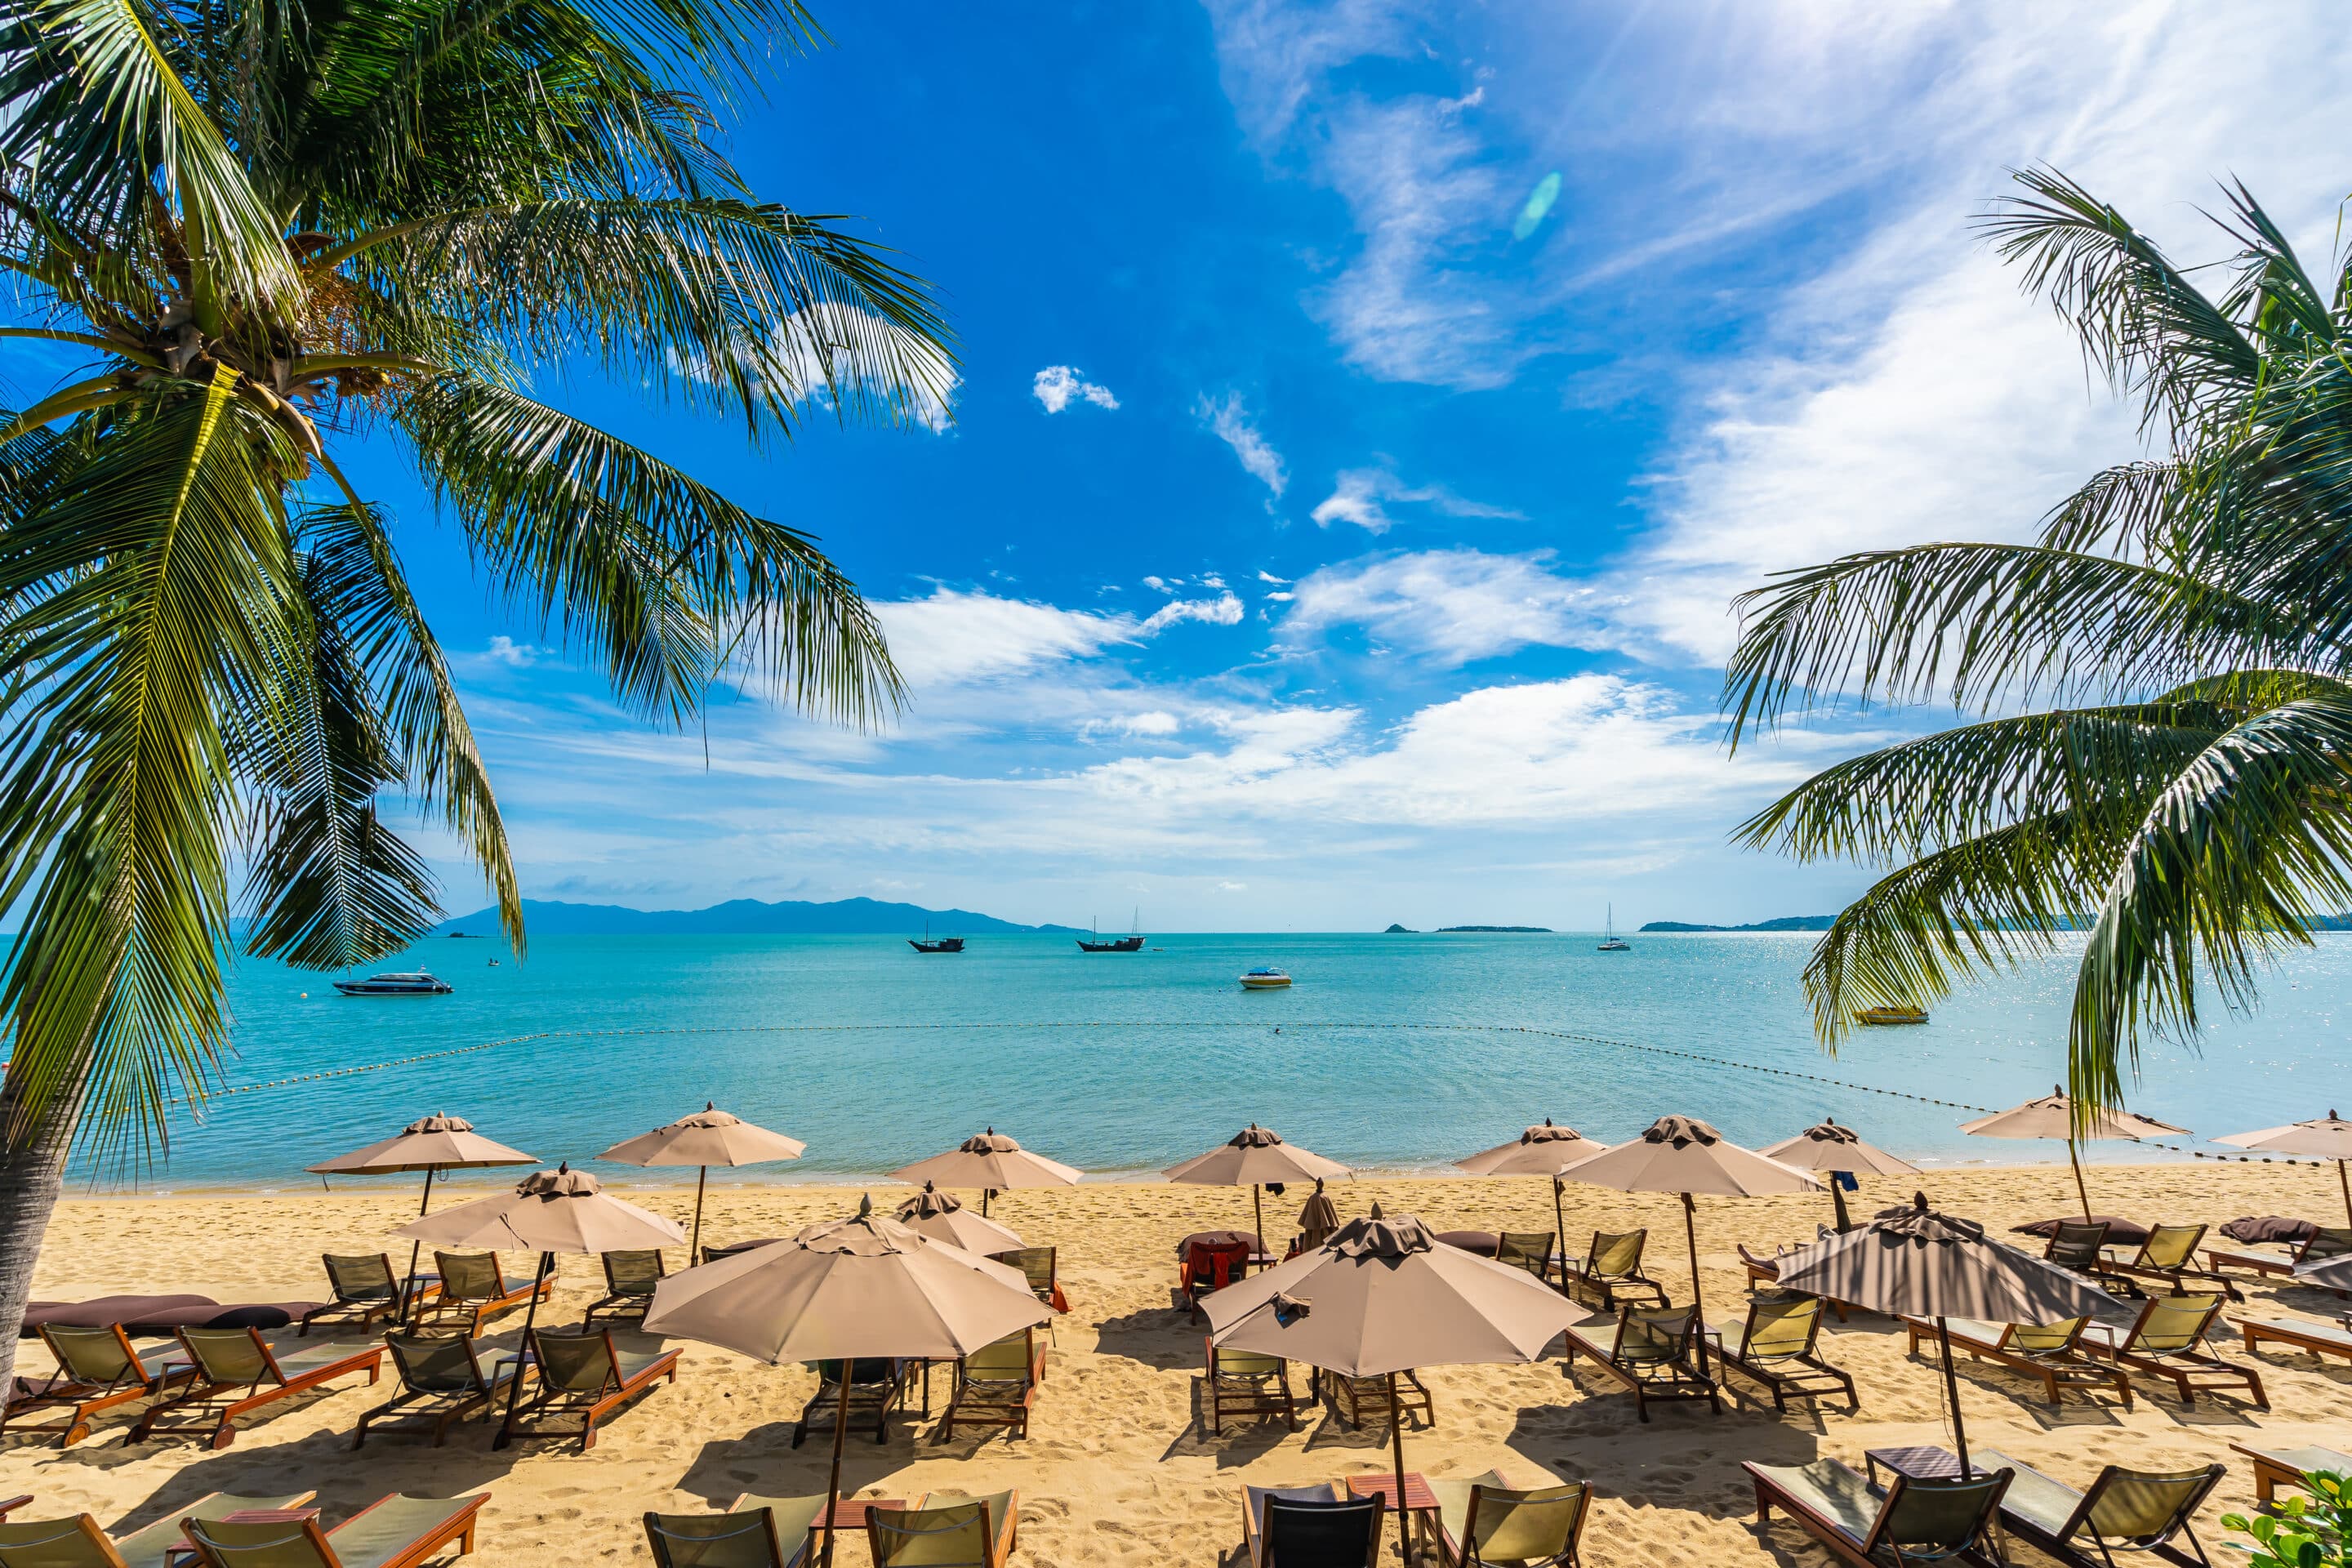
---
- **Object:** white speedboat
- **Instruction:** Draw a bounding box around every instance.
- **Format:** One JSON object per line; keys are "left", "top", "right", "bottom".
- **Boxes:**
{"left": 332, "top": 971, "right": 453, "bottom": 996}
{"left": 1597, "top": 904, "right": 1631, "bottom": 951}
{"left": 1239, "top": 967, "right": 1292, "bottom": 989}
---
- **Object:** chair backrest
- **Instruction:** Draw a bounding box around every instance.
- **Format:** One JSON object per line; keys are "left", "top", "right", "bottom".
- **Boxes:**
{"left": 812, "top": 1358, "right": 894, "bottom": 1388}
{"left": 1496, "top": 1232, "right": 1553, "bottom": 1276}
{"left": 2074, "top": 1463, "right": 2223, "bottom": 1547}
{"left": 604, "top": 1250, "right": 665, "bottom": 1294}
{"left": 434, "top": 1252, "right": 502, "bottom": 1301}
{"left": 531, "top": 1330, "right": 618, "bottom": 1394}
{"left": 2301, "top": 1227, "right": 2352, "bottom": 1263}
{"left": 1588, "top": 1230, "right": 1646, "bottom": 1280}
{"left": 1210, "top": 1341, "right": 1283, "bottom": 1379}
{"left": 961, "top": 1330, "right": 1033, "bottom": 1383}
{"left": 1736, "top": 1295, "right": 1822, "bottom": 1362}
{"left": 2009, "top": 1316, "right": 2087, "bottom": 1356}
{"left": 1189, "top": 1240, "right": 1249, "bottom": 1294}
{"left": 0, "top": 1512, "right": 119, "bottom": 1568}
{"left": 867, "top": 1499, "right": 993, "bottom": 1568}
{"left": 1263, "top": 1494, "right": 1382, "bottom": 1567}
{"left": 2139, "top": 1224, "right": 2206, "bottom": 1270}
{"left": 320, "top": 1254, "right": 396, "bottom": 1303}
{"left": 1460, "top": 1481, "right": 1588, "bottom": 1565}
{"left": 179, "top": 1328, "right": 271, "bottom": 1386}
{"left": 1615, "top": 1304, "right": 1695, "bottom": 1367}
{"left": 2128, "top": 1293, "right": 2223, "bottom": 1355}
{"left": 991, "top": 1248, "right": 1056, "bottom": 1298}
{"left": 642, "top": 1509, "right": 785, "bottom": 1568}
{"left": 1867, "top": 1471, "right": 2010, "bottom": 1561}
{"left": 385, "top": 1332, "right": 484, "bottom": 1395}
{"left": 180, "top": 1515, "right": 332, "bottom": 1568}
{"left": 42, "top": 1324, "right": 137, "bottom": 1386}
{"left": 2043, "top": 1221, "right": 2110, "bottom": 1268}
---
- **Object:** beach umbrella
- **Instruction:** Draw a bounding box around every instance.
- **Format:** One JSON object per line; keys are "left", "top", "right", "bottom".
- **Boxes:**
{"left": 1554, "top": 1116, "right": 1821, "bottom": 1379}
{"left": 1774, "top": 1192, "right": 2116, "bottom": 1478}
{"left": 1760, "top": 1117, "right": 1921, "bottom": 1233}
{"left": 894, "top": 1181, "right": 1023, "bottom": 1254}
{"left": 394, "top": 1165, "right": 684, "bottom": 1448}
{"left": 2295, "top": 1252, "right": 2352, "bottom": 1292}
{"left": 1294, "top": 1178, "right": 1341, "bottom": 1252}
{"left": 1165, "top": 1125, "right": 1351, "bottom": 1253}
{"left": 597, "top": 1102, "right": 807, "bottom": 1259}
{"left": 2214, "top": 1111, "right": 2352, "bottom": 1225}
{"left": 643, "top": 1197, "right": 1048, "bottom": 1568}
{"left": 889, "top": 1128, "right": 1081, "bottom": 1216}
{"left": 307, "top": 1112, "right": 537, "bottom": 1325}
{"left": 1205, "top": 1205, "right": 1578, "bottom": 1566}
{"left": 1457, "top": 1119, "right": 1612, "bottom": 1267}
{"left": 1960, "top": 1086, "right": 2189, "bottom": 1221}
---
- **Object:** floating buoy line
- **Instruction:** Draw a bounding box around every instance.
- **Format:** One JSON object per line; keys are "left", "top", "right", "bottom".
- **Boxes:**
{"left": 159, "top": 1021, "right": 2317, "bottom": 1166}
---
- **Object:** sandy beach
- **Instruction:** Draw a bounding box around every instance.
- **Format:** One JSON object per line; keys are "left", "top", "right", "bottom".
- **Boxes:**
{"left": 2, "top": 1160, "right": 2346, "bottom": 1566}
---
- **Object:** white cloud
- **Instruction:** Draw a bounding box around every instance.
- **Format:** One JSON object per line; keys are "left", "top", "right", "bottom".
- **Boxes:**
{"left": 1031, "top": 365, "right": 1120, "bottom": 413}
{"left": 1142, "top": 575, "right": 1175, "bottom": 595}
{"left": 1196, "top": 392, "right": 1288, "bottom": 497}
{"left": 873, "top": 589, "right": 1134, "bottom": 688}
{"left": 1125, "top": 711, "right": 1183, "bottom": 737}
{"left": 1141, "top": 592, "right": 1246, "bottom": 634}
{"left": 1285, "top": 550, "right": 1601, "bottom": 666}
{"left": 1217, "top": 880, "right": 1249, "bottom": 892}
{"left": 1309, "top": 466, "right": 1524, "bottom": 533}
{"left": 481, "top": 635, "right": 540, "bottom": 668}
{"left": 1256, "top": 569, "right": 1292, "bottom": 585}
{"left": 1200, "top": 572, "right": 1227, "bottom": 590}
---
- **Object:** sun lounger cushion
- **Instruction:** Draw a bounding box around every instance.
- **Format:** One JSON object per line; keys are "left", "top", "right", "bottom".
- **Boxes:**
{"left": 2222, "top": 1215, "right": 2317, "bottom": 1245}
{"left": 20, "top": 1298, "right": 321, "bottom": 1336}
{"left": 308, "top": 1494, "right": 483, "bottom": 1568}
{"left": 2243, "top": 1317, "right": 2352, "bottom": 1354}
{"left": 1754, "top": 1459, "right": 1882, "bottom": 1544}
{"left": 1970, "top": 1450, "right": 2078, "bottom": 1539}
{"left": 2242, "top": 1445, "right": 2352, "bottom": 1477}
{"left": 115, "top": 1494, "right": 318, "bottom": 1568}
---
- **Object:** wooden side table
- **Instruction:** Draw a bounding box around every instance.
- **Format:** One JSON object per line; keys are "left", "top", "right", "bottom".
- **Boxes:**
{"left": 1346, "top": 1472, "right": 1439, "bottom": 1559}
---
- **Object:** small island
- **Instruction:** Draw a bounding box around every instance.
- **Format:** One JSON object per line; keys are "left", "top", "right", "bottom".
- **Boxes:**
{"left": 1640, "top": 915, "right": 1835, "bottom": 933}
{"left": 1436, "top": 924, "right": 1554, "bottom": 933}
{"left": 1383, "top": 923, "right": 1417, "bottom": 933}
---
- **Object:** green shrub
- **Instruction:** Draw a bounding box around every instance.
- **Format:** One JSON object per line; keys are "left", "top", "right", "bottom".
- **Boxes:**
{"left": 2224, "top": 1472, "right": 2349, "bottom": 1568}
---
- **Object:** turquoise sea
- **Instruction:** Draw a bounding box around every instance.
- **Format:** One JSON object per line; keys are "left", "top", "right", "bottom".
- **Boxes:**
{"left": 90, "top": 930, "right": 2352, "bottom": 1192}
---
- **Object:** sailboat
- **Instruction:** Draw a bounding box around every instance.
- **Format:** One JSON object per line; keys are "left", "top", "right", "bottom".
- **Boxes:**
{"left": 1076, "top": 908, "right": 1145, "bottom": 952}
{"left": 1596, "top": 905, "right": 1631, "bottom": 952}
{"left": 907, "top": 919, "right": 964, "bottom": 954}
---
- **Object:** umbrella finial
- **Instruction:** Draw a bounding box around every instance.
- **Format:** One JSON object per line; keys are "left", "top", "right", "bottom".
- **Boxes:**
{"left": 1912, "top": 1191, "right": 1930, "bottom": 1210}
{"left": 857, "top": 1192, "right": 873, "bottom": 1218}
{"left": 706, "top": 1100, "right": 715, "bottom": 1111}
{"left": 1544, "top": 1116, "right": 1554, "bottom": 1126}
{"left": 2332, "top": 1109, "right": 2341, "bottom": 1120}
{"left": 1369, "top": 1200, "right": 1385, "bottom": 1219}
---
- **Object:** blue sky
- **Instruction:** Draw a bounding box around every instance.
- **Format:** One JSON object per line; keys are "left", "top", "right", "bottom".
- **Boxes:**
{"left": 51, "top": 1, "right": 2352, "bottom": 933}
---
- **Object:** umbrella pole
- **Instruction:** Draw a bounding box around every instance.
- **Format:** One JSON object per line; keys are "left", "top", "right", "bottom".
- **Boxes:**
{"left": 1552, "top": 1178, "right": 1569, "bottom": 1292}
{"left": 2068, "top": 1139, "right": 2093, "bottom": 1222}
{"left": 1830, "top": 1178, "right": 1852, "bottom": 1235}
{"left": 2339, "top": 1159, "right": 2350, "bottom": 1228}
{"left": 400, "top": 1167, "right": 436, "bottom": 1329}
{"left": 1252, "top": 1185, "right": 1265, "bottom": 1254}
{"left": 690, "top": 1165, "right": 709, "bottom": 1263}
{"left": 820, "top": 1367, "right": 853, "bottom": 1568}
{"left": 982, "top": 1188, "right": 991, "bottom": 1218}
{"left": 1681, "top": 1194, "right": 1708, "bottom": 1380}
{"left": 1937, "top": 1316, "right": 1970, "bottom": 1478}
{"left": 1388, "top": 1373, "right": 1412, "bottom": 1566}
{"left": 490, "top": 1250, "right": 551, "bottom": 1450}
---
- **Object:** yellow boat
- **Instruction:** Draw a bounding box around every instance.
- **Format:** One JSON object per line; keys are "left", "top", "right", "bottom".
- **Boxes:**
{"left": 1239, "top": 967, "right": 1292, "bottom": 989}
{"left": 1854, "top": 1005, "right": 1928, "bottom": 1027}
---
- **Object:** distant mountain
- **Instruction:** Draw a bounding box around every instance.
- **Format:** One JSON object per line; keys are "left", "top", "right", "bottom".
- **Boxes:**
{"left": 434, "top": 897, "right": 1081, "bottom": 937}
{"left": 1640, "top": 916, "right": 1837, "bottom": 933}
{"left": 1437, "top": 924, "right": 1553, "bottom": 933}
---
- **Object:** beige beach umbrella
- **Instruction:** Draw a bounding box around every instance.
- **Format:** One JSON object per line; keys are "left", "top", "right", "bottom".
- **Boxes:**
{"left": 1457, "top": 1119, "right": 1611, "bottom": 1269}
{"left": 1206, "top": 1206, "right": 1579, "bottom": 1565}
{"left": 307, "top": 1112, "right": 537, "bottom": 1325}
{"left": 597, "top": 1102, "right": 808, "bottom": 1259}
{"left": 1554, "top": 1116, "right": 1822, "bottom": 1378}
{"left": 394, "top": 1165, "right": 684, "bottom": 1447}
{"left": 642, "top": 1198, "right": 1048, "bottom": 1568}
{"left": 894, "top": 1182, "right": 1023, "bottom": 1254}
{"left": 2295, "top": 1253, "right": 2352, "bottom": 1292}
{"left": 1774, "top": 1192, "right": 2116, "bottom": 1477}
{"left": 1165, "top": 1125, "right": 1352, "bottom": 1253}
{"left": 1760, "top": 1117, "right": 1921, "bottom": 1234}
{"left": 1960, "top": 1086, "right": 2189, "bottom": 1222}
{"left": 2214, "top": 1111, "right": 2352, "bottom": 1225}
{"left": 889, "top": 1128, "right": 1081, "bottom": 1216}
{"left": 1294, "top": 1179, "right": 1341, "bottom": 1252}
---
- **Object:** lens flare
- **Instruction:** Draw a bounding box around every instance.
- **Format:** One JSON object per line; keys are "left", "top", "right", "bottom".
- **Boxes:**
{"left": 1512, "top": 171, "right": 1561, "bottom": 241}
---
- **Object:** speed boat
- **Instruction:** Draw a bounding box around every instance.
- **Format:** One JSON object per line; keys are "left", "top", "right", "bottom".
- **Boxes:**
{"left": 1239, "top": 967, "right": 1292, "bottom": 989}
{"left": 332, "top": 972, "right": 453, "bottom": 996}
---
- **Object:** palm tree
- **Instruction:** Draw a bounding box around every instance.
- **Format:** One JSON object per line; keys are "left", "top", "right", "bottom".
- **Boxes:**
{"left": 1724, "top": 167, "right": 2352, "bottom": 1128}
{"left": 0, "top": 0, "right": 952, "bottom": 1381}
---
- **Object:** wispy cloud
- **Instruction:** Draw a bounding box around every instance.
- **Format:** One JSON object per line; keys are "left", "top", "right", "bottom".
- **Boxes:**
{"left": 1196, "top": 391, "right": 1289, "bottom": 497}
{"left": 1031, "top": 364, "right": 1120, "bottom": 412}
{"left": 1309, "top": 466, "right": 1523, "bottom": 533}
{"left": 1142, "top": 591, "right": 1245, "bottom": 634}
{"left": 1284, "top": 549, "right": 1600, "bottom": 665}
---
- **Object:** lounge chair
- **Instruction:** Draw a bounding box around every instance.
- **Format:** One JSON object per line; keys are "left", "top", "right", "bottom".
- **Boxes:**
{"left": 581, "top": 1250, "right": 666, "bottom": 1330}
{"left": 792, "top": 1357, "right": 912, "bottom": 1448}
{"left": 2236, "top": 1314, "right": 2352, "bottom": 1365}
{"left": 866, "top": 1490, "right": 1017, "bottom": 1568}
{"left": 989, "top": 1248, "right": 1067, "bottom": 1315}
{"left": 129, "top": 1328, "right": 383, "bottom": 1449}
{"left": 416, "top": 1252, "right": 549, "bottom": 1335}
{"left": 2204, "top": 1225, "right": 2352, "bottom": 1285}
{"left": 938, "top": 1328, "right": 1044, "bottom": 1442}
{"left": 1561, "top": 1304, "right": 1717, "bottom": 1421}
{"left": 1179, "top": 1234, "right": 1256, "bottom": 1322}
{"left": 2226, "top": 1444, "right": 2352, "bottom": 1508}
{"left": 1203, "top": 1339, "right": 1296, "bottom": 1435}
{"left": 1316, "top": 1368, "right": 1433, "bottom": 1431}
{"left": 1496, "top": 1232, "right": 1556, "bottom": 1285}
{"left": 1558, "top": 1231, "right": 1668, "bottom": 1312}
{"left": 2096, "top": 1224, "right": 2243, "bottom": 1302}
{"left": 1704, "top": 1296, "right": 1856, "bottom": 1413}
{"left": 1747, "top": 1457, "right": 2009, "bottom": 1568}
{"left": 644, "top": 1497, "right": 826, "bottom": 1568}
{"left": 354, "top": 1333, "right": 528, "bottom": 1449}
{"left": 1972, "top": 1450, "right": 2221, "bottom": 1568}
{"left": 1899, "top": 1316, "right": 2133, "bottom": 1410}
{"left": 1431, "top": 1470, "right": 1589, "bottom": 1566}
{"left": 497, "top": 1328, "right": 677, "bottom": 1451}
{"left": 2078, "top": 1294, "right": 2268, "bottom": 1410}
{"left": 0, "top": 1492, "right": 313, "bottom": 1568}
{"left": 1241, "top": 1484, "right": 1380, "bottom": 1568}
{"left": 2040, "top": 1220, "right": 2113, "bottom": 1280}
{"left": 2, "top": 1324, "right": 195, "bottom": 1446}
{"left": 299, "top": 1255, "right": 435, "bottom": 1339}
{"left": 1739, "top": 1245, "right": 1849, "bottom": 1321}
{"left": 180, "top": 1491, "right": 487, "bottom": 1568}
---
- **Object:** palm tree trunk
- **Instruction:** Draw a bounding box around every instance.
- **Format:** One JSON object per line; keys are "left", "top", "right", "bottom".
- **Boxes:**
{"left": 0, "top": 1076, "right": 86, "bottom": 1391}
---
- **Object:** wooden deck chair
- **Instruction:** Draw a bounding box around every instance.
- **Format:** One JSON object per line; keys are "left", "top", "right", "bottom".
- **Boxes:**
{"left": 129, "top": 1328, "right": 382, "bottom": 1450}
{"left": 2079, "top": 1294, "right": 2267, "bottom": 1410}
{"left": 354, "top": 1334, "right": 527, "bottom": 1449}
{"left": 1705, "top": 1296, "right": 1856, "bottom": 1413}
{"left": 2226, "top": 1445, "right": 2352, "bottom": 1509}
{"left": 791, "top": 1357, "right": 910, "bottom": 1448}
{"left": 2205, "top": 1226, "right": 2352, "bottom": 1286}
{"left": 2097, "top": 1225, "right": 2242, "bottom": 1302}
{"left": 866, "top": 1490, "right": 1017, "bottom": 1568}
{"left": 2, "top": 1325, "right": 196, "bottom": 1446}
{"left": 1748, "top": 1458, "right": 2010, "bottom": 1568}
{"left": 1432, "top": 1471, "right": 1589, "bottom": 1567}
{"left": 1900, "top": 1316, "right": 2132, "bottom": 1410}
{"left": 644, "top": 1497, "right": 824, "bottom": 1568}
{"left": 180, "top": 1492, "right": 487, "bottom": 1568}
{"left": 938, "top": 1328, "right": 1044, "bottom": 1442}
{"left": 0, "top": 1492, "right": 313, "bottom": 1568}
{"left": 989, "top": 1248, "right": 1067, "bottom": 1315}
{"left": 1316, "top": 1368, "right": 1433, "bottom": 1431}
{"left": 499, "top": 1329, "right": 676, "bottom": 1451}
{"left": 300, "top": 1255, "right": 433, "bottom": 1338}
{"left": 1559, "top": 1231, "right": 1668, "bottom": 1312}
{"left": 1974, "top": 1450, "right": 2222, "bottom": 1568}
{"left": 1241, "top": 1484, "right": 1379, "bottom": 1568}
{"left": 416, "top": 1252, "right": 549, "bottom": 1335}
{"left": 1203, "top": 1339, "right": 1296, "bottom": 1435}
{"left": 1562, "top": 1304, "right": 1717, "bottom": 1421}
{"left": 1496, "top": 1232, "right": 1556, "bottom": 1285}
{"left": 582, "top": 1250, "right": 666, "bottom": 1329}
{"left": 2041, "top": 1220, "right": 2113, "bottom": 1277}
{"left": 2237, "top": 1315, "right": 2352, "bottom": 1365}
